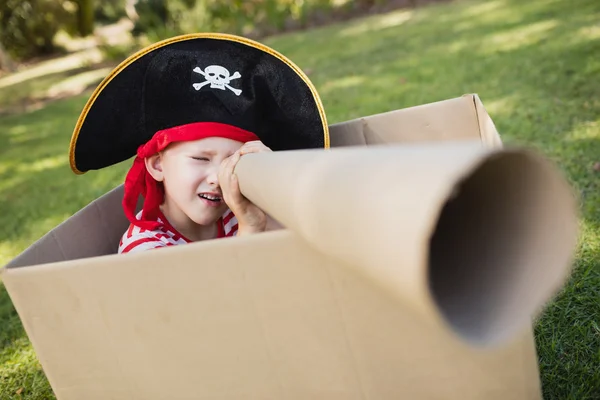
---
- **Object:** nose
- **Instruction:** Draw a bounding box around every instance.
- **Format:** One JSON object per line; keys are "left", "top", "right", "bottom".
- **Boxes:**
{"left": 206, "top": 166, "right": 219, "bottom": 187}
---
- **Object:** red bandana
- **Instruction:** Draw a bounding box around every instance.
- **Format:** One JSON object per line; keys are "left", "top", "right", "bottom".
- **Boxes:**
{"left": 123, "top": 122, "right": 260, "bottom": 231}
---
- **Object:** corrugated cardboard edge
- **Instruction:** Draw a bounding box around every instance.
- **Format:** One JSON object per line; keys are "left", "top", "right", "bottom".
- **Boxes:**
{"left": 468, "top": 93, "right": 504, "bottom": 148}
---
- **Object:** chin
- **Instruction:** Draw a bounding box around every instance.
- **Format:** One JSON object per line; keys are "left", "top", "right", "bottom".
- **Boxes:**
{"left": 191, "top": 210, "right": 225, "bottom": 226}
{"left": 191, "top": 216, "right": 219, "bottom": 226}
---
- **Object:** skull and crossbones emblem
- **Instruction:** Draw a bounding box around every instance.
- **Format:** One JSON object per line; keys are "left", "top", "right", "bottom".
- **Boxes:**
{"left": 192, "top": 65, "right": 242, "bottom": 96}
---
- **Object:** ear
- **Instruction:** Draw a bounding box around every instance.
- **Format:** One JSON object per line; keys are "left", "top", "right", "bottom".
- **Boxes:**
{"left": 144, "top": 153, "right": 164, "bottom": 182}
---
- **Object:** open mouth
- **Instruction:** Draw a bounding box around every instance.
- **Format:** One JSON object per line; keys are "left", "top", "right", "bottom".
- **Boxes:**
{"left": 198, "top": 193, "right": 223, "bottom": 204}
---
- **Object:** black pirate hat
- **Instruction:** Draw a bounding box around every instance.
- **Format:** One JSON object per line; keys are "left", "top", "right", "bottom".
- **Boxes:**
{"left": 69, "top": 33, "right": 329, "bottom": 174}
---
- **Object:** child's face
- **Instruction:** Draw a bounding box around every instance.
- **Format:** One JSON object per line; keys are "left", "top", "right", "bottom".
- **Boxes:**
{"left": 152, "top": 137, "right": 244, "bottom": 226}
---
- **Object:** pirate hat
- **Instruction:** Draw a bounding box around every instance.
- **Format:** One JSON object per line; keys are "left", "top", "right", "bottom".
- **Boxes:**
{"left": 68, "top": 33, "right": 329, "bottom": 174}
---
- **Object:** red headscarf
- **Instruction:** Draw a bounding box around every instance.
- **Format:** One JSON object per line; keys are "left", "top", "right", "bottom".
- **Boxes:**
{"left": 123, "top": 121, "right": 260, "bottom": 230}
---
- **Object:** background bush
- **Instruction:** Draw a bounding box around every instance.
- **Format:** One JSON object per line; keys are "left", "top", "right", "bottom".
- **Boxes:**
{"left": 94, "top": 0, "right": 128, "bottom": 24}
{"left": 0, "top": 0, "right": 75, "bottom": 60}
{"left": 131, "top": 0, "right": 399, "bottom": 41}
{"left": 0, "top": 0, "right": 429, "bottom": 63}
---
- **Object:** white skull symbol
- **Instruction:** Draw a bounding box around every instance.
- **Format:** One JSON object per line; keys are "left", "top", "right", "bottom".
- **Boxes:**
{"left": 205, "top": 65, "right": 231, "bottom": 88}
{"left": 192, "top": 65, "right": 242, "bottom": 96}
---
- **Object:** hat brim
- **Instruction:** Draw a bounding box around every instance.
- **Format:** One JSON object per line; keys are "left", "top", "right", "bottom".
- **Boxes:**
{"left": 69, "top": 33, "right": 329, "bottom": 174}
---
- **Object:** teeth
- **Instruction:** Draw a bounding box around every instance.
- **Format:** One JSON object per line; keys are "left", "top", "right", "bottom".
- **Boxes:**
{"left": 199, "top": 194, "right": 221, "bottom": 201}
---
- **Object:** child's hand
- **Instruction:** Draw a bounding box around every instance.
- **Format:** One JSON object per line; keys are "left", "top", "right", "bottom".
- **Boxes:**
{"left": 218, "top": 141, "right": 272, "bottom": 235}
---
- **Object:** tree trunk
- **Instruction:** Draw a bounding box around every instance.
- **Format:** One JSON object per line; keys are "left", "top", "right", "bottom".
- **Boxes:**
{"left": 0, "top": 41, "right": 16, "bottom": 72}
{"left": 77, "top": 0, "right": 95, "bottom": 36}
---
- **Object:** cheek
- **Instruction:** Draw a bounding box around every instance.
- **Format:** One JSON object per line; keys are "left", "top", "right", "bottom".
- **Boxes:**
{"left": 163, "top": 162, "right": 200, "bottom": 189}
{"left": 181, "top": 164, "right": 213, "bottom": 186}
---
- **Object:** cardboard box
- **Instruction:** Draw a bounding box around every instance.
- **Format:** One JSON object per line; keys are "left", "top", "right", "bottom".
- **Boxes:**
{"left": 2, "top": 94, "right": 577, "bottom": 399}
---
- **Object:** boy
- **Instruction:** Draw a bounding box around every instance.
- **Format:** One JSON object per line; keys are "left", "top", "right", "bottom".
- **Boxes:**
{"left": 118, "top": 127, "right": 274, "bottom": 253}
{"left": 68, "top": 33, "right": 330, "bottom": 253}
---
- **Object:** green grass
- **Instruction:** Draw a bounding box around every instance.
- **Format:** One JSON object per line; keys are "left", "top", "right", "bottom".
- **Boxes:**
{"left": 0, "top": 47, "right": 115, "bottom": 114}
{"left": 1, "top": 0, "right": 599, "bottom": 398}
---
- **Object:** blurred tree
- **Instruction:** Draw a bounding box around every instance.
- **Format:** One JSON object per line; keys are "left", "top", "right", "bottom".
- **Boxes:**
{"left": 0, "top": 41, "right": 16, "bottom": 72}
{"left": 129, "top": 0, "right": 415, "bottom": 42}
{"left": 132, "top": 0, "right": 169, "bottom": 38}
{"left": 95, "top": 0, "right": 128, "bottom": 24}
{"left": 0, "top": 0, "right": 74, "bottom": 60}
{"left": 76, "top": 0, "right": 95, "bottom": 36}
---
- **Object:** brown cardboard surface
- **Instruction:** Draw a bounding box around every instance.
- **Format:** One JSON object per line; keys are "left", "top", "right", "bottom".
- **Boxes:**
{"left": 4, "top": 185, "right": 130, "bottom": 269}
{"left": 4, "top": 231, "right": 543, "bottom": 400}
{"left": 2, "top": 94, "right": 577, "bottom": 399}
{"left": 328, "top": 94, "right": 497, "bottom": 148}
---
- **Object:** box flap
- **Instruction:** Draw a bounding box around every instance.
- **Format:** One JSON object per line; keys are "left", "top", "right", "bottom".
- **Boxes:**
{"left": 3, "top": 185, "right": 131, "bottom": 269}
{"left": 329, "top": 93, "right": 501, "bottom": 148}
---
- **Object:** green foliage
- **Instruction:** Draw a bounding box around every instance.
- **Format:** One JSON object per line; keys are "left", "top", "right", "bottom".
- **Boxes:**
{"left": 0, "top": 0, "right": 75, "bottom": 60}
{"left": 94, "top": 0, "right": 128, "bottom": 24}
{"left": 98, "top": 42, "right": 137, "bottom": 63}
{"left": 131, "top": 0, "right": 173, "bottom": 40}
{"left": 132, "top": 0, "right": 341, "bottom": 40}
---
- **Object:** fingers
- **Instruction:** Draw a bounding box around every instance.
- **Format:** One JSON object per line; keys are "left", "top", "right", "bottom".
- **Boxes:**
{"left": 239, "top": 140, "right": 271, "bottom": 155}
{"left": 229, "top": 172, "right": 242, "bottom": 199}
{"left": 226, "top": 150, "right": 241, "bottom": 175}
{"left": 217, "top": 143, "right": 270, "bottom": 235}
{"left": 219, "top": 151, "right": 239, "bottom": 181}
{"left": 218, "top": 140, "right": 270, "bottom": 211}
{"left": 220, "top": 141, "right": 270, "bottom": 180}
{"left": 219, "top": 150, "right": 244, "bottom": 211}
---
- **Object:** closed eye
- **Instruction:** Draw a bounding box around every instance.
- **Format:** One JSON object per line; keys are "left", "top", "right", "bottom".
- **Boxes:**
{"left": 191, "top": 157, "right": 209, "bottom": 161}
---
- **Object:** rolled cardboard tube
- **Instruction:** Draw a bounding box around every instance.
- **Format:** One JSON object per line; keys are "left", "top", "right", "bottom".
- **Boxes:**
{"left": 234, "top": 140, "right": 579, "bottom": 346}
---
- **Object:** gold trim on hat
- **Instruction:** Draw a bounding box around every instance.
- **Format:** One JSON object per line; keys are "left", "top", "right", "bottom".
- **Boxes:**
{"left": 69, "top": 32, "right": 330, "bottom": 174}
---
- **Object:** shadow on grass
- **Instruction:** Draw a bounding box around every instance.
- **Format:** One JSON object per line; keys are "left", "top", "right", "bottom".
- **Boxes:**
{"left": 0, "top": 63, "right": 114, "bottom": 116}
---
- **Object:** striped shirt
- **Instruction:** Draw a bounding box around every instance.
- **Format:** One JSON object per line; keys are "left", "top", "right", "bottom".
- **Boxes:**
{"left": 118, "top": 209, "right": 238, "bottom": 254}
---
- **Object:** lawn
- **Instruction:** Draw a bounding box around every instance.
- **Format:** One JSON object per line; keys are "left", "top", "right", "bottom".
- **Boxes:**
{"left": 1, "top": 0, "right": 599, "bottom": 398}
